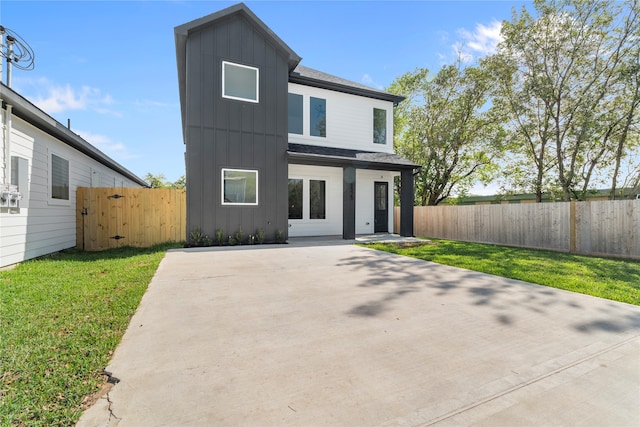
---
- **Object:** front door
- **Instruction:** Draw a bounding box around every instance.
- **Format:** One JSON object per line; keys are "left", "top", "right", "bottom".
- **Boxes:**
{"left": 374, "top": 182, "right": 388, "bottom": 233}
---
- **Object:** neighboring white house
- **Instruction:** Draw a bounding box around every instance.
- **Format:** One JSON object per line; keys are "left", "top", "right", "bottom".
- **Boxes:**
{"left": 1, "top": 83, "right": 147, "bottom": 268}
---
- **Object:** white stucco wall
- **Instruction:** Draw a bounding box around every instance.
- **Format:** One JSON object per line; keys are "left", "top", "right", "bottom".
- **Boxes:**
{"left": 287, "top": 164, "right": 343, "bottom": 237}
{"left": 355, "top": 170, "right": 398, "bottom": 235}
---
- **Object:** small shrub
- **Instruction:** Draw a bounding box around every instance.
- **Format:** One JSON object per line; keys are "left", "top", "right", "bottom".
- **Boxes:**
{"left": 276, "top": 229, "right": 284, "bottom": 244}
{"left": 215, "top": 229, "right": 224, "bottom": 246}
{"left": 228, "top": 236, "right": 237, "bottom": 246}
{"left": 189, "top": 228, "right": 211, "bottom": 247}
{"left": 256, "top": 229, "right": 265, "bottom": 244}
{"left": 235, "top": 227, "right": 245, "bottom": 245}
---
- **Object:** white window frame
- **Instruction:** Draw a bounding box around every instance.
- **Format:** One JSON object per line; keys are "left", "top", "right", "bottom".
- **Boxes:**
{"left": 221, "top": 168, "right": 259, "bottom": 206}
{"left": 222, "top": 61, "right": 259, "bottom": 103}
{"left": 49, "top": 152, "right": 71, "bottom": 206}
{"left": 287, "top": 176, "right": 328, "bottom": 221}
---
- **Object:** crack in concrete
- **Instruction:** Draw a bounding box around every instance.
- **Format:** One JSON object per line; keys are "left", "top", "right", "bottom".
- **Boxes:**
{"left": 103, "top": 371, "right": 122, "bottom": 424}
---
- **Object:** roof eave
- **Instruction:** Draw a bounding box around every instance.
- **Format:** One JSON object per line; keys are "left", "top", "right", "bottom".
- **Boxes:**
{"left": 1, "top": 83, "right": 148, "bottom": 187}
{"left": 288, "top": 74, "right": 405, "bottom": 106}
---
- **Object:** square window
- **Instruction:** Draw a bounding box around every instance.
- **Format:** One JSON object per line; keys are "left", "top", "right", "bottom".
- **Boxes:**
{"left": 51, "top": 154, "right": 69, "bottom": 200}
{"left": 222, "top": 169, "right": 258, "bottom": 205}
{"left": 288, "top": 93, "right": 303, "bottom": 135}
{"left": 288, "top": 179, "right": 303, "bottom": 219}
{"left": 222, "top": 61, "right": 259, "bottom": 103}
{"left": 310, "top": 97, "right": 326, "bottom": 137}
{"left": 373, "top": 108, "right": 387, "bottom": 144}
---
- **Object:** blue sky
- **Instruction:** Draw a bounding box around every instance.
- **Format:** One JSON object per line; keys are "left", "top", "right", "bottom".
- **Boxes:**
{"left": 1, "top": 0, "right": 529, "bottom": 188}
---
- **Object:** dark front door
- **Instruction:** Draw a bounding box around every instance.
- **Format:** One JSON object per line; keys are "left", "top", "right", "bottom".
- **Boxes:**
{"left": 374, "top": 182, "right": 388, "bottom": 233}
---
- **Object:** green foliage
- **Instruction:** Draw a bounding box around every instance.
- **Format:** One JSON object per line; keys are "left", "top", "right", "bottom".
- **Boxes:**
{"left": 365, "top": 240, "right": 640, "bottom": 305}
{"left": 489, "top": 0, "right": 640, "bottom": 201}
{"left": 275, "top": 230, "right": 284, "bottom": 244}
{"left": 143, "top": 173, "right": 186, "bottom": 190}
{"left": 0, "top": 243, "right": 180, "bottom": 426}
{"left": 227, "top": 236, "right": 237, "bottom": 246}
{"left": 215, "top": 229, "right": 224, "bottom": 246}
{"left": 388, "top": 63, "right": 506, "bottom": 205}
{"left": 235, "top": 227, "right": 245, "bottom": 245}
{"left": 256, "top": 229, "right": 265, "bottom": 244}
{"left": 189, "top": 228, "right": 211, "bottom": 247}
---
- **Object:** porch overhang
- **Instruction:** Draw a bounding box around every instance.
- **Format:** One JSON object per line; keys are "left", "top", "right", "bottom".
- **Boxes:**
{"left": 287, "top": 143, "right": 420, "bottom": 172}
{"left": 288, "top": 143, "right": 419, "bottom": 238}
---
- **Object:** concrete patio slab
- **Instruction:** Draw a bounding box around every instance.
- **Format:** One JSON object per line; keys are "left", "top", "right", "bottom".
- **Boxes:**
{"left": 77, "top": 241, "right": 640, "bottom": 426}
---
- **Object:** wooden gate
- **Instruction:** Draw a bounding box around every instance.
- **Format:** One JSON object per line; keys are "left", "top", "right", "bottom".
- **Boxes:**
{"left": 76, "top": 187, "right": 186, "bottom": 251}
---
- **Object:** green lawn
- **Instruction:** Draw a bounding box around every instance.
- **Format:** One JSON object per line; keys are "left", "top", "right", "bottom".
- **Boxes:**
{"left": 0, "top": 243, "right": 182, "bottom": 426}
{"left": 364, "top": 240, "right": 640, "bottom": 306}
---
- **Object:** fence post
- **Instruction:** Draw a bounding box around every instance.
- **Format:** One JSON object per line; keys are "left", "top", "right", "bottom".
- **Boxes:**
{"left": 570, "top": 200, "right": 577, "bottom": 253}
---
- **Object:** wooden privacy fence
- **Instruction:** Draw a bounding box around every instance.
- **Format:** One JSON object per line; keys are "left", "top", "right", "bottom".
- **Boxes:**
{"left": 76, "top": 187, "right": 186, "bottom": 251}
{"left": 395, "top": 200, "right": 640, "bottom": 259}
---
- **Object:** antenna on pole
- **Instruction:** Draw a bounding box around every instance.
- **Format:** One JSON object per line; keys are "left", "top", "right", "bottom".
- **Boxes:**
{"left": 0, "top": 25, "right": 35, "bottom": 87}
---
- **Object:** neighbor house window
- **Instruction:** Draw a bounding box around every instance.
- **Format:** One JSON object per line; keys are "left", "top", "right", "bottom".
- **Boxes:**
{"left": 310, "top": 97, "right": 326, "bottom": 137}
{"left": 288, "top": 93, "right": 303, "bottom": 135}
{"left": 310, "top": 180, "right": 326, "bottom": 219}
{"left": 51, "top": 154, "right": 69, "bottom": 200}
{"left": 222, "top": 168, "right": 258, "bottom": 205}
{"left": 288, "top": 179, "right": 303, "bottom": 219}
{"left": 373, "top": 108, "right": 387, "bottom": 144}
{"left": 222, "top": 61, "right": 259, "bottom": 103}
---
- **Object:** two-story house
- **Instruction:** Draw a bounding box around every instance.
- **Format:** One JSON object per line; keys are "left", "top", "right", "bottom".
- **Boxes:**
{"left": 174, "top": 3, "right": 418, "bottom": 243}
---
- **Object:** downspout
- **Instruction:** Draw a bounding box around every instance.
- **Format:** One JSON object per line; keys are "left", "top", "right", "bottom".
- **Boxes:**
{"left": 1, "top": 101, "right": 11, "bottom": 185}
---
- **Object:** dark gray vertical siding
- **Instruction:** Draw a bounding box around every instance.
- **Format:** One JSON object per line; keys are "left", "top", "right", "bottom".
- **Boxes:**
{"left": 185, "top": 13, "right": 289, "bottom": 242}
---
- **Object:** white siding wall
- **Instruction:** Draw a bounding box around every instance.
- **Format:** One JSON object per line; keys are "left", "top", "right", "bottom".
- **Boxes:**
{"left": 0, "top": 115, "right": 141, "bottom": 267}
{"left": 356, "top": 170, "right": 397, "bottom": 235}
{"left": 288, "top": 83, "right": 395, "bottom": 153}
{"left": 288, "top": 164, "right": 342, "bottom": 237}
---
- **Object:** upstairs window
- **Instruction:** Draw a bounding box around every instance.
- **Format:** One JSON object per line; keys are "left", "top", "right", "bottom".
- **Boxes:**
{"left": 51, "top": 154, "right": 69, "bottom": 200}
{"left": 288, "top": 93, "right": 303, "bottom": 135}
{"left": 222, "top": 61, "right": 259, "bottom": 103}
{"left": 310, "top": 97, "right": 326, "bottom": 137}
{"left": 222, "top": 168, "right": 258, "bottom": 205}
{"left": 373, "top": 108, "right": 387, "bottom": 144}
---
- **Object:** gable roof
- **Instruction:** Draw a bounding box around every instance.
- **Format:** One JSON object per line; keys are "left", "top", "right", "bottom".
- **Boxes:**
{"left": 290, "top": 65, "right": 405, "bottom": 106}
{"left": 174, "top": 3, "right": 302, "bottom": 137}
{"left": 1, "top": 83, "right": 147, "bottom": 186}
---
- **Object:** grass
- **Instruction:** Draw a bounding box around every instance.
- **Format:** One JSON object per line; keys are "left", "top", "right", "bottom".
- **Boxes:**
{"left": 0, "top": 242, "right": 182, "bottom": 426}
{"left": 364, "top": 239, "right": 640, "bottom": 306}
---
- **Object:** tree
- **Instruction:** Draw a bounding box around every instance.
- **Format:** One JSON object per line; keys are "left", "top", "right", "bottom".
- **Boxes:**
{"left": 389, "top": 63, "right": 506, "bottom": 205}
{"left": 144, "top": 172, "right": 168, "bottom": 188}
{"left": 491, "top": 0, "right": 640, "bottom": 201}
{"left": 143, "top": 173, "right": 186, "bottom": 189}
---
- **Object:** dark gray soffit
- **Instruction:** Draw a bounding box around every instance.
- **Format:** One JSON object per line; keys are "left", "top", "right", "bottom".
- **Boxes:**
{"left": 288, "top": 143, "right": 420, "bottom": 171}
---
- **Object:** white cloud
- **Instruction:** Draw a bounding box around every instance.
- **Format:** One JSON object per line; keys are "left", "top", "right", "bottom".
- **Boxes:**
{"left": 27, "top": 78, "right": 119, "bottom": 116}
{"left": 76, "top": 130, "right": 138, "bottom": 161}
{"left": 456, "top": 20, "right": 503, "bottom": 59}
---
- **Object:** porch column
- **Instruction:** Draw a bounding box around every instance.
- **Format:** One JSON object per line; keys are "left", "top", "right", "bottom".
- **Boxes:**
{"left": 343, "top": 166, "right": 356, "bottom": 239}
{"left": 400, "top": 169, "right": 414, "bottom": 237}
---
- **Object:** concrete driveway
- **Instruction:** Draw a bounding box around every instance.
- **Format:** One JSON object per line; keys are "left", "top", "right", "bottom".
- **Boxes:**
{"left": 78, "top": 240, "right": 640, "bottom": 426}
